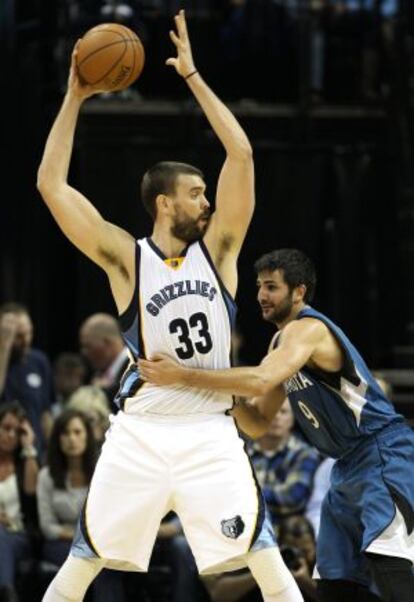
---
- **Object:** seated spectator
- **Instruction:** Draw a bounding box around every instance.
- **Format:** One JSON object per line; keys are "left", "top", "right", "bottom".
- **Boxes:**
{"left": 0, "top": 402, "right": 39, "bottom": 602}
{"left": 0, "top": 303, "right": 54, "bottom": 455}
{"left": 248, "top": 398, "right": 321, "bottom": 527}
{"left": 79, "top": 313, "right": 129, "bottom": 411}
{"left": 67, "top": 385, "right": 111, "bottom": 446}
{"left": 36, "top": 409, "right": 125, "bottom": 602}
{"left": 279, "top": 515, "right": 317, "bottom": 601}
{"left": 52, "top": 353, "right": 87, "bottom": 418}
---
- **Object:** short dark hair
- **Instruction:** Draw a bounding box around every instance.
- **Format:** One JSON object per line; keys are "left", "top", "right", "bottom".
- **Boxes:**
{"left": 141, "top": 161, "right": 204, "bottom": 219}
{"left": 254, "top": 249, "right": 316, "bottom": 303}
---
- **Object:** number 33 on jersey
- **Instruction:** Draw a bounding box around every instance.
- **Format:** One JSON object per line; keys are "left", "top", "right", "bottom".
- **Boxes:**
{"left": 116, "top": 237, "right": 237, "bottom": 415}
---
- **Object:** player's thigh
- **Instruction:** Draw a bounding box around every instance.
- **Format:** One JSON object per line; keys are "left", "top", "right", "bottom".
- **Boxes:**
{"left": 316, "top": 490, "right": 366, "bottom": 580}
{"left": 81, "top": 415, "right": 172, "bottom": 565}
{"left": 174, "top": 416, "right": 262, "bottom": 570}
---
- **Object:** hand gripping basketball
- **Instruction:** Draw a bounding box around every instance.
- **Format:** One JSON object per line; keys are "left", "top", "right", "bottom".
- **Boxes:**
{"left": 76, "top": 23, "right": 145, "bottom": 92}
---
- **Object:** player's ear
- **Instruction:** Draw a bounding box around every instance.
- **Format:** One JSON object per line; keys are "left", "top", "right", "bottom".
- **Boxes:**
{"left": 294, "top": 284, "right": 306, "bottom": 303}
{"left": 155, "top": 194, "right": 173, "bottom": 216}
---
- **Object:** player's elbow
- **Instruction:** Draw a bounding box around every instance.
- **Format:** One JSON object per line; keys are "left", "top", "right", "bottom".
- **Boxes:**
{"left": 240, "top": 416, "right": 270, "bottom": 440}
{"left": 229, "top": 138, "right": 253, "bottom": 161}
{"left": 248, "top": 422, "right": 269, "bottom": 440}
{"left": 37, "top": 170, "right": 61, "bottom": 203}
{"left": 251, "top": 376, "right": 274, "bottom": 397}
{"left": 36, "top": 168, "right": 50, "bottom": 197}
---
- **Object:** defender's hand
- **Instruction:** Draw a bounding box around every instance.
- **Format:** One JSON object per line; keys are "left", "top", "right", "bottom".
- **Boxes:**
{"left": 139, "top": 354, "right": 186, "bottom": 386}
{"left": 166, "top": 10, "right": 196, "bottom": 79}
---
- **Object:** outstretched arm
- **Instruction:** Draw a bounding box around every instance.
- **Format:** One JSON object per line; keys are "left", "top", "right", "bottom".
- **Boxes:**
{"left": 37, "top": 44, "right": 135, "bottom": 310}
{"left": 230, "top": 385, "right": 287, "bottom": 439}
{"left": 167, "top": 11, "right": 254, "bottom": 293}
{"left": 139, "top": 318, "right": 327, "bottom": 397}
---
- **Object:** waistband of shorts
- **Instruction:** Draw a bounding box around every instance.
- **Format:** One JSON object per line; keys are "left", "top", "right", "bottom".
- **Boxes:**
{"left": 117, "top": 410, "right": 230, "bottom": 424}
{"left": 336, "top": 420, "right": 408, "bottom": 467}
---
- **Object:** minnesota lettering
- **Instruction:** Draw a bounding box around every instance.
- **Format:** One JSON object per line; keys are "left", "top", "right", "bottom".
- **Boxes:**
{"left": 285, "top": 372, "right": 314, "bottom": 394}
{"left": 146, "top": 280, "right": 217, "bottom": 316}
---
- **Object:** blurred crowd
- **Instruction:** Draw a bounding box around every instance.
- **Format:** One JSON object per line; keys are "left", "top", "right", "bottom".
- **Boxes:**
{"left": 0, "top": 302, "right": 396, "bottom": 602}
{"left": 0, "top": 303, "right": 344, "bottom": 602}
{"left": 49, "top": 0, "right": 412, "bottom": 105}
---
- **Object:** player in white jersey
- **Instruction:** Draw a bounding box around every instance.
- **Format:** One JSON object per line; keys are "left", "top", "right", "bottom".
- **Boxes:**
{"left": 37, "top": 10, "right": 303, "bottom": 602}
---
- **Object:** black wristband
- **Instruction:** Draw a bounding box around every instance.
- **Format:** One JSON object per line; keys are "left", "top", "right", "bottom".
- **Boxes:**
{"left": 184, "top": 70, "right": 198, "bottom": 81}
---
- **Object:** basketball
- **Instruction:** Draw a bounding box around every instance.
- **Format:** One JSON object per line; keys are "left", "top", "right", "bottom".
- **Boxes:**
{"left": 76, "top": 23, "right": 145, "bottom": 92}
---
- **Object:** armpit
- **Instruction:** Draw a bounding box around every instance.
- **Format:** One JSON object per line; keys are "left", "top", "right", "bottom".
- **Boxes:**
{"left": 216, "top": 233, "right": 235, "bottom": 267}
{"left": 97, "top": 247, "right": 130, "bottom": 281}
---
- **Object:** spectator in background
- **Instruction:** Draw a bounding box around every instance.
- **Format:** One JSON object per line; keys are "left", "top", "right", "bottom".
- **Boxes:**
{"left": 67, "top": 386, "right": 111, "bottom": 446}
{"left": 79, "top": 313, "right": 129, "bottom": 412}
{"left": 0, "top": 402, "right": 39, "bottom": 602}
{"left": 305, "top": 456, "right": 335, "bottom": 538}
{"left": 0, "top": 304, "right": 54, "bottom": 455}
{"left": 248, "top": 398, "right": 320, "bottom": 527}
{"left": 279, "top": 516, "right": 317, "bottom": 601}
{"left": 36, "top": 409, "right": 125, "bottom": 602}
{"left": 52, "top": 353, "right": 87, "bottom": 418}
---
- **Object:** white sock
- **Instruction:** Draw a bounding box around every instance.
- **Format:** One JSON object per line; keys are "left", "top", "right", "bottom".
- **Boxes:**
{"left": 42, "top": 555, "right": 106, "bottom": 602}
{"left": 246, "top": 547, "right": 304, "bottom": 602}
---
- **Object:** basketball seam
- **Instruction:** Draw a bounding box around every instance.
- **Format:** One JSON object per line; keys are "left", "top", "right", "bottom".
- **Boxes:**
{"left": 77, "top": 39, "right": 128, "bottom": 68}
{"left": 78, "top": 28, "right": 143, "bottom": 88}
{"left": 112, "top": 24, "right": 143, "bottom": 89}
{"left": 120, "top": 28, "right": 136, "bottom": 89}
{"left": 79, "top": 41, "right": 140, "bottom": 86}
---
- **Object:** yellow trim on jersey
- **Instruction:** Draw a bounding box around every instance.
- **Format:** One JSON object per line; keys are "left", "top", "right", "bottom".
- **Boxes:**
{"left": 163, "top": 257, "right": 185, "bottom": 270}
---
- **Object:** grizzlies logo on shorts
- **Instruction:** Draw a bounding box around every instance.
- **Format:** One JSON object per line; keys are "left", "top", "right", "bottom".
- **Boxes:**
{"left": 221, "top": 515, "right": 245, "bottom": 539}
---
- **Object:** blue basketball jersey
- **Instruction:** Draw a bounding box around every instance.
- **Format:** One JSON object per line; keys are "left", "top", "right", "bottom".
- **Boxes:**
{"left": 280, "top": 306, "right": 405, "bottom": 459}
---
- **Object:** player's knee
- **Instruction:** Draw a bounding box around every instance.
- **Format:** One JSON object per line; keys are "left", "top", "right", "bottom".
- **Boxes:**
{"left": 51, "top": 555, "right": 105, "bottom": 601}
{"left": 246, "top": 547, "right": 296, "bottom": 595}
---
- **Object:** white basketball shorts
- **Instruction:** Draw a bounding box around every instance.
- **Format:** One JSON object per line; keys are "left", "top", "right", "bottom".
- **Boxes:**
{"left": 71, "top": 411, "right": 276, "bottom": 574}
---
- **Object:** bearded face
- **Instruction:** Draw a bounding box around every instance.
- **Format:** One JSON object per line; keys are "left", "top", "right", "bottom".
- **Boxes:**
{"left": 260, "top": 292, "right": 294, "bottom": 324}
{"left": 170, "top": 204, "right": 210, "bottom": 243}
{"left": 257, "top": 269, "right": 298, "bottom": 325}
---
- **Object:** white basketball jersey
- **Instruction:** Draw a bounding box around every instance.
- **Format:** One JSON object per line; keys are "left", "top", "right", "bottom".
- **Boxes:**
{"left": 117, "top": 237, "right": 236, "bottom": 415}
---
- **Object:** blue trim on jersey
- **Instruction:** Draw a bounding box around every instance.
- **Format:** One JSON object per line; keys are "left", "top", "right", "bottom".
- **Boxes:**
{"left": 118, "top": 243, "right": 147, "bottom": 361}
{"left": 198, "top": 239, "right": 238, "bottom": 329}
{"left": 115, "top": 364, "right": 140, "bottom": 404}
{"left": 284, "top": 306, "right": 404, "bottom": 459}
{"left": 146, "top": 237, "right": 190, "bottom": 261}
{"left": 119, "top": 244, "right": 141, "bottom": 333}
{"left": 70, "top": 501, "right": 100, "bottom": 559}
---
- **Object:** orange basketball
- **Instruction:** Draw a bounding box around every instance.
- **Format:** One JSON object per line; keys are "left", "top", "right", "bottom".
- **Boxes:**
{"left": 76, "top": 23, "right": 145, "bottom": 91}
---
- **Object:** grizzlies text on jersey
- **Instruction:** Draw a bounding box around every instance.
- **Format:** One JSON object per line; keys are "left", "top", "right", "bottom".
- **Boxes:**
{"left": 116, "top": 237, "right": 236, "bottom": 415}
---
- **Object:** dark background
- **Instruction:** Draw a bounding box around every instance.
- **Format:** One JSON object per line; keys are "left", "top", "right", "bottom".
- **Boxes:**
{"left": 2, "top": 0, "right": 414, "bottom": 369}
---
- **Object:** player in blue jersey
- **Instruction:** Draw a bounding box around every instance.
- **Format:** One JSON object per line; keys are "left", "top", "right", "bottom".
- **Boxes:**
{"left": 140, "top": 248, "right": 414, "bottom": 602}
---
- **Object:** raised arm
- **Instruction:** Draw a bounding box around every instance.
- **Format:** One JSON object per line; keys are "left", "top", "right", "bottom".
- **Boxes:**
{"left": 167, "top": 11, "right": 254, "bottom": 294}
{"left": 37, "top": 45, "right": 135, "bottom": 312}
{"left": 139, "top": 318, "right": 327, "bottom": 397}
